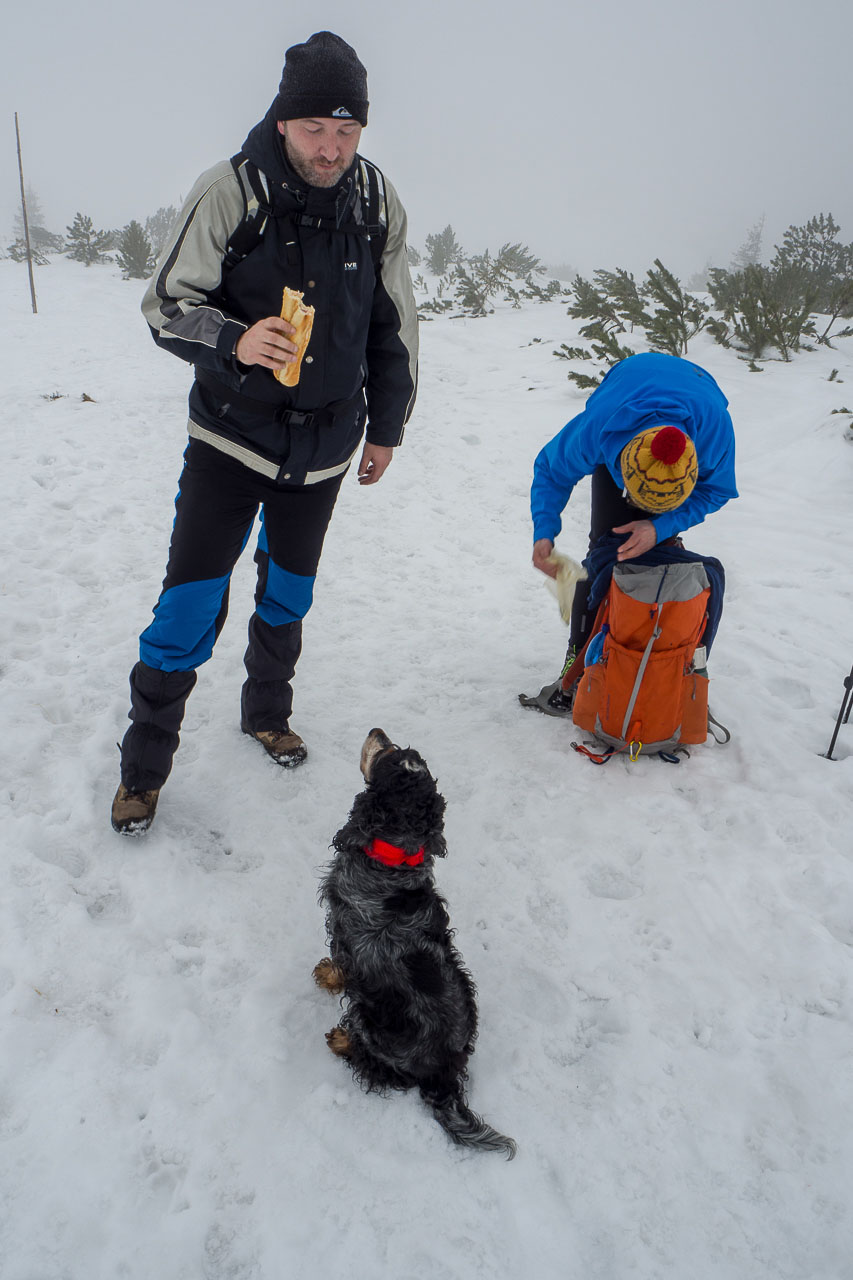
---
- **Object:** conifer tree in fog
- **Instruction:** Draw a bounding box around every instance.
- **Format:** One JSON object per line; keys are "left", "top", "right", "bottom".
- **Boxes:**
{"left": 731, "top": 216, "right": 765, "bottom": 270}
{"left": 8, "top": 187, "right": 62, "bottom": 263}
{"left": 144, "top": 206, "right": 179, "bottom": 259}
{"left": 13, "top": 188, "right": 63, "bottom": 253}
{"left": 425, "top": 225, "right": 463, "bottom": 274}
{"left": 771, "top": 213, "right": 853, "bottom": 315}
{"left": 116, "top": 221, "right": 155, "bottom": 280}
{"left": 65, "top": 213, "right": 112, "bottom": 266}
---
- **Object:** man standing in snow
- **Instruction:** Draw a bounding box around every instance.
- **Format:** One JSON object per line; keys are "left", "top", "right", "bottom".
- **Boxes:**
{"left": 527, "top": 352, "right": 737, "bottom": 714}
{"left": 111, "top": 31, "right": 418, "bottom": 834}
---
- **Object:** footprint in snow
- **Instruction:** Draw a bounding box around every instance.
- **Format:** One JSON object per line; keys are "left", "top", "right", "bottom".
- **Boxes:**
{"left": 771, "top": 677, "right": 814, "bottom": 710}
{"left": 584, "top": 864, "right": 644, "bottom": 900}
{"left": 139, "top": 1142, "right": 189, "bottom": 1212}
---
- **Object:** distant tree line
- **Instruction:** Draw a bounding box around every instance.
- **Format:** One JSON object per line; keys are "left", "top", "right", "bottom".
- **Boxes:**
{"left": 10, "top": 194, "right": 853, "bottom": 365}
{"left": 5, "top": 190, "right": 178, "bottom": 280}
{"left": 409, "top": 213, "right": 853, "bottom": 373}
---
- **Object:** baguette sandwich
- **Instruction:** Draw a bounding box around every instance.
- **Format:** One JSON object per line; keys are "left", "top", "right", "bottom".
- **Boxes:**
{"left": 274, "top": 286, "right": 315, "bottom": 387}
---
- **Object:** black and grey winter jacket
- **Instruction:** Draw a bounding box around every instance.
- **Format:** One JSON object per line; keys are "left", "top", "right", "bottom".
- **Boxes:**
{"left": 142, "top": 106, "right": 418, "bottom": 485}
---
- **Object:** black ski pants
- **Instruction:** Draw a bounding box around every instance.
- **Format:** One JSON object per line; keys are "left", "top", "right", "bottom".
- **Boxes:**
{"left": 568, "top": 464, "right": 649, "bottom": 649}
{"left": 120, "top": 439, "right": 345, "bottom": 791}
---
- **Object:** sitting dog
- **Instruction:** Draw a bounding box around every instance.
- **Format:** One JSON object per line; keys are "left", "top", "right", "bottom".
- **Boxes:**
{"left": 314, "top": 728, "right": 516, "bottom": 1159}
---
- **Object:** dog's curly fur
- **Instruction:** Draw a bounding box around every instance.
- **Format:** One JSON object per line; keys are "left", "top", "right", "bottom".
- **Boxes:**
{"left": 315, "top": 729, "right": 516, "bottom": 1158}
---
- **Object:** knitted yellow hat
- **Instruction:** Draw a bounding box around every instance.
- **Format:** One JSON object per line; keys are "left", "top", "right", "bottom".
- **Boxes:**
{"left": 620, "top": 425, "right": 698, "bottom": 514}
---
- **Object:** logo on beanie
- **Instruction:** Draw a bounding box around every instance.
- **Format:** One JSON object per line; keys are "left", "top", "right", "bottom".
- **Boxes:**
{"left": 332, "top": 106, "right": 354, "bottom": 118}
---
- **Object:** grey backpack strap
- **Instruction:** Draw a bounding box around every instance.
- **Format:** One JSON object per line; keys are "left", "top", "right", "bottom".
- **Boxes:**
{"left": 223, "top": 153, "right": 271, "bottom": 272}
{"left": 707, "top": 710, "right": 732, "bottom": 744}
{"left": 357, "top": 158, "right": 388, "bottom": 269}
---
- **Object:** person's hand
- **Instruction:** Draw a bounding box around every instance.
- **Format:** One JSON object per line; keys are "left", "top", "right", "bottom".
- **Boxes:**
{"left": 532, "top": 539, "right": 558, "bottom": 577}
{"left": 613, "top": 520, "right": 657, "bottom": 560}
{"left": 357, "top": 443, "right": 394, "bottom": 485}
{"left": 235, "top": 317, "right": 297, "bottom": 371}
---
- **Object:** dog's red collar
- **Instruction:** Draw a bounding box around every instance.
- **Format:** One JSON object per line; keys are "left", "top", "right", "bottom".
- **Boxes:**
{"left": 364, "top": 837, "right": 425, "bottom": 868}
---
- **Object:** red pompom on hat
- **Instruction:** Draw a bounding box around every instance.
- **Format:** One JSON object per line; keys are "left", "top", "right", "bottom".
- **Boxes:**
{"left": 650, "top": 425, "right": 688, "bottom": 465}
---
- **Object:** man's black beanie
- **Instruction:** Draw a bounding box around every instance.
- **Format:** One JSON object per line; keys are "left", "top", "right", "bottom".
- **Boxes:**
{"left": 275, "top": 31, "right": 369, "bottom": 127}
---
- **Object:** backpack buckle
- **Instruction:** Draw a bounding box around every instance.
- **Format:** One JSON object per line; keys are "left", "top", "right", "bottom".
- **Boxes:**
{"left": 277, "top": 408, "right": 315, "bottom": 428}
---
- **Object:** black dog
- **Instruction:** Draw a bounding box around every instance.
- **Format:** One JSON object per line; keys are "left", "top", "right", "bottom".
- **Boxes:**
{"left": 314, "top": 728, "right": 516, "bottom": 1158}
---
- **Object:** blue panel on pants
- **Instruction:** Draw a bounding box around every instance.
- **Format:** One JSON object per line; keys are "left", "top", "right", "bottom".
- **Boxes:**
{"left": 139, "top": 575, "right": 231, "bottom": 671}
{"left": 257, "top": 559, "right": 315, "bottom": 626}
{"left": 255, "top": 518, "right": 315, "bottom": 625}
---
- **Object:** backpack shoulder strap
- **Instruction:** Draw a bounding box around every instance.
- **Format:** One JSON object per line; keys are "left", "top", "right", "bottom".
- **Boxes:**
{"left": 356, "top": 157, "right": 389, "bottom": 269}
{"left": 222, "top": 152, "right": 271, "bottom": 273}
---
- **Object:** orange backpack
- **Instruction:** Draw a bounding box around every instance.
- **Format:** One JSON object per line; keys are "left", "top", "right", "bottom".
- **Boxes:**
{"left": 570, "top": 560, "right": 719, "bottom": 762}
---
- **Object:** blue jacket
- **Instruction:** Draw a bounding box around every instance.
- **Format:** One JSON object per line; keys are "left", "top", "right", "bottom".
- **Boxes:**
{"left": 531, "top": 353, "right": 738, "bottom": 544}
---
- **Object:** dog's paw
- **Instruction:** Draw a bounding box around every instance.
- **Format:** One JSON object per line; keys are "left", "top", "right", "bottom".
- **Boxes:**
{"left": 325, "top": 1025, "right": 352, "bottom": 1057}
{"left": 313, "top": 957, "right": 347, "bottom": 994}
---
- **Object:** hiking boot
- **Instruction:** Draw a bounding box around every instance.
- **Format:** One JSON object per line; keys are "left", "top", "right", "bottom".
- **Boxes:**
{"left": 547, "top": 682, "right": 576, "bottom": 714}
{"left": 245, "top": 727, "right": 307, "bottom": 768}
{"left": 111, "top": 783, "right": 160, "bottom": 835}
{"left": 561, "top": 642, "right": 580, "bottom": 678}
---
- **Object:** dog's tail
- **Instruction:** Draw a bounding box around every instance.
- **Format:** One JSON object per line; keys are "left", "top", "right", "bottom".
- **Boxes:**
{"left": 421, "top": 1085, "right": 517, "bottom": 1160}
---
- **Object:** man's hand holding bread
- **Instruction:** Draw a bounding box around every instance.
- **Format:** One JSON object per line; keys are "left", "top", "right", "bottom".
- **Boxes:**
{"left": 235, "top": 288, "right": 315, "bottom": 383}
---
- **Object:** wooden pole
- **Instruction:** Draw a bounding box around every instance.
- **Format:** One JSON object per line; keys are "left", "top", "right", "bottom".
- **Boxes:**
{"left": 14, "top": 112, "right": 38, "bottom": 315}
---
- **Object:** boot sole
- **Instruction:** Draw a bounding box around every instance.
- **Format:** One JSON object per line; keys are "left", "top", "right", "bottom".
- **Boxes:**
{"left": 111, "top": 813, "right": 156, "bottom": 835}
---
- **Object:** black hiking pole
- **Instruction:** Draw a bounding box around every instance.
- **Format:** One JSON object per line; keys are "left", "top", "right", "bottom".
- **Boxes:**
{"left": 824, "top": 661, "right": 853, "bottom": 760}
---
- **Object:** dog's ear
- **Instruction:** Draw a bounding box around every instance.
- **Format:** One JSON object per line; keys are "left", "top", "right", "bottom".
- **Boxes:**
{"left": 398, "top": 754, "right": 429, "bottom": 776}
{"left": 372, "top": 747, "right": 433, "bottom": 785}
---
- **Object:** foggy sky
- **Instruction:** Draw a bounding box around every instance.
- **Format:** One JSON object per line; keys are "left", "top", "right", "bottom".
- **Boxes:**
{"left": 4, "top": 0, "right": 853, "bottom": 278}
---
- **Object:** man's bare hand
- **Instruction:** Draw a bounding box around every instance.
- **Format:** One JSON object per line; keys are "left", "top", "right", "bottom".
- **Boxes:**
{"left": 235, "top": 317, "right": 297, "bottom": 370}
{"left": 357, "top": 443, "right": 394, "bottom": 485}
{"left": 613, "top": 520, "right": 657, "bottom": 560}
{"left": 532, "top": 539, "right": 558, "bottom": 578}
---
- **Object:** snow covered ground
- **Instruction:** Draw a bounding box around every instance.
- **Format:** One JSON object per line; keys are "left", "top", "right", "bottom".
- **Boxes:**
{"left": 1, "top": 257, "right": 852, "bottom": 1279}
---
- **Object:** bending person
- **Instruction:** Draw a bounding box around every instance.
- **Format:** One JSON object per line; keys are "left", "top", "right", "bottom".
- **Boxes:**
{"left": 529, "top": 352, "right": 737, "bottom": 714}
